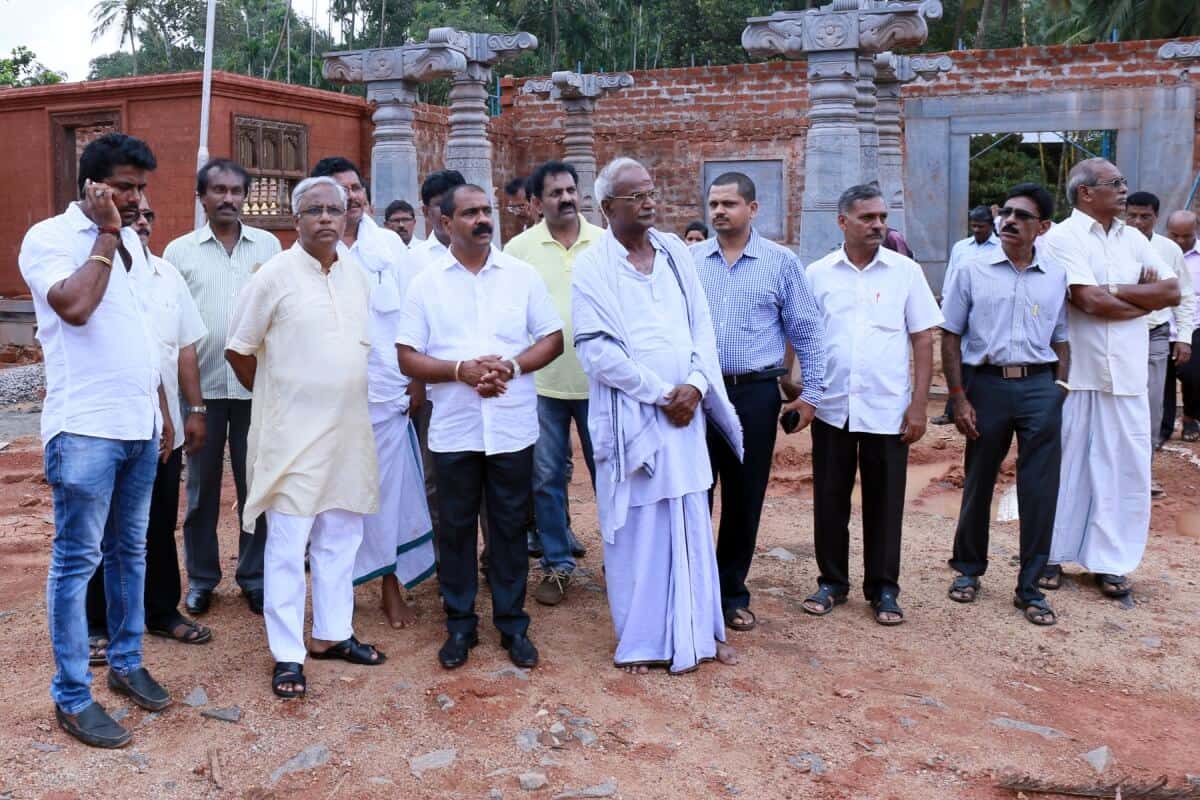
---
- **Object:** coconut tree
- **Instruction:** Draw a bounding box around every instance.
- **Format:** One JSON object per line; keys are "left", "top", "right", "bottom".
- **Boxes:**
{"left": 91, "top": 0, "right": 155, "bottom": 75}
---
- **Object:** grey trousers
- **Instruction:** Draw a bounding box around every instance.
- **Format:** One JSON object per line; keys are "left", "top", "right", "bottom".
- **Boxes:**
{"left": 182, "top": 399, "right": 266, "bottom": 592}
{"left": 1148, "top": 323, "right": 1171, "bottom": 449}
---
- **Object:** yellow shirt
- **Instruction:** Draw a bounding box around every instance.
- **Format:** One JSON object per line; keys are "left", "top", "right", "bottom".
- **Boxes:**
{"left": 504, "top": 218, "right": 602, "bottom": 400}
{"left": 226, "top": 243, "right": 379, "bottom": 530}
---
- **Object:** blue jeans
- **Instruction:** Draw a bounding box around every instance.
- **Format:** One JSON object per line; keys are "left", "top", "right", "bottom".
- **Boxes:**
{"left": 533, "top": 397, "right": 595, "bottom": 574}
{"left": 45, "top": 433, "right": 158, "bottom": 714}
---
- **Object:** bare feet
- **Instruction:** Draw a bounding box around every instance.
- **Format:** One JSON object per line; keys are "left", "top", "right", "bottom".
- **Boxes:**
{"left": 715, "top": 641, "right": 739, "bottom": 665}
{"left": 622, "top": 664, "right": 651, "bottom": 674}
{"left": 381, "top": 575, "right": 417, "bottom": 629}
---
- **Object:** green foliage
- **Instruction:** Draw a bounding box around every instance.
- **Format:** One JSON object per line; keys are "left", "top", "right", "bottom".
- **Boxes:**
{"left": 0, "top": 47, "right": 66, "bottom": 88}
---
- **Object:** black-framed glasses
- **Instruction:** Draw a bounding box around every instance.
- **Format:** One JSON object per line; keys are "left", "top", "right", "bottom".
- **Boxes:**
{"left": 998, "top": 207, "right": 1041, "bottom": 222}
{"left": 1092, "top": 176, "right": 1128, "bottom": 189}
{"left": 297, "top": 205, "right": 346, "bottom": 218}
{"left": 611, "top": 189, "right": 659, "bottom": 205}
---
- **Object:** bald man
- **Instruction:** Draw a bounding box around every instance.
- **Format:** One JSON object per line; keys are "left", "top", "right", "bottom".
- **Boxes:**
{"left": 1164, "top": 210, "right": 1200, "bottom": 443}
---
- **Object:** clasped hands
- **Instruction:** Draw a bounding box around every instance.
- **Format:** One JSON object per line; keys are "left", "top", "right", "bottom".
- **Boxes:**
{"left": 457, "top": 355, "right": 516, "bottom": 398}
{"left": 662, "top": 384, "right": 702, "bottom": 427}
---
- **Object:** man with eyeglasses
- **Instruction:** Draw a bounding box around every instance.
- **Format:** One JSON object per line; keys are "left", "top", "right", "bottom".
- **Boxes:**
{"left": 1039, "top": 158, "right": 1179, "bottom": 602}
{"left": 164, "top": 158, "right": 280, "bottom": 619}
{"left": 225, "top": 176, "right": 385, "bottom": 698}
{"left": 573, "top": 157, "right": 742, "bottom": 674}
{"left": 504, "top": 176, "right": 540, "bottom": 235}
{"left": 940, "top": 183, "right": 1069, "bottom": 625}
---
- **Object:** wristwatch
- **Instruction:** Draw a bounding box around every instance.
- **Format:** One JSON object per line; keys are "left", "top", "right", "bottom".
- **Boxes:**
{"left": 187, "top": 405, "right": 208, "bottom": 415}
{"left": 509, "top": 358, "right": 522, "bottom": 379}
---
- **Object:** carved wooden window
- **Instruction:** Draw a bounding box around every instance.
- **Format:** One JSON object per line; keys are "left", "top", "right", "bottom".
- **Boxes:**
{"left": 50, "top": 109, "right": 122, "bottom": 213}
{"left": 232, "top": 115, "right": 307, "bottom": 229}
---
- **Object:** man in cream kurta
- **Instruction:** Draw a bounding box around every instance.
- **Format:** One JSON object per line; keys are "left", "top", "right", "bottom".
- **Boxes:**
{"left": 226, "top": 177, "right": 383, "bottom": 696}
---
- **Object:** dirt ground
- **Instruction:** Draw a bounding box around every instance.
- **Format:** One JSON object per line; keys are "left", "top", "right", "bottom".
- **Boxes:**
{"left": 1, "top": 398, "right": 1198, "bottom": 800}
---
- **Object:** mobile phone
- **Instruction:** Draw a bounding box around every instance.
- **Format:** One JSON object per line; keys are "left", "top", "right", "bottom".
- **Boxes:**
{"left": 780, "top": 409, "right": 801, "bottom": 434}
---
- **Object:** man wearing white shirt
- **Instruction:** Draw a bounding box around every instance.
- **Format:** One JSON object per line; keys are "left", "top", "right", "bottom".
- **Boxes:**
{"left": 932, "top": 205, "right": 1001, "bottom": 426}
{"left": 87, "top": 196, "right": 211, "bottom": 656}
{"left": 803, "top": 183, "right": 942, "bottom": 626}
{"left": 408, "top": 169, "right": 465, "bottom": 271}
{"left": 311, "top": 157, "right": 434, "bottom": 629}
{"left": 20, "top": 133, "right": 174, "bottom": 747}
{"left": 1124, "top": 192, "right": 1194, "bottom": 470}
{"left": 1039, "top": 159, "right": 1179, "bottom": 600}
{"left": 1165, "top": 211, "right": 1200, "bottom": 442}
{"left": 398, "top": 183, "right": 564, "bottom": 671}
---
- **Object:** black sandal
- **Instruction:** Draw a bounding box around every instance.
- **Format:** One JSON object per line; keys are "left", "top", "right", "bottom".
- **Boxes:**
{"left": 1037, "top": 564, "right": 1062, "bottom": 591}
{"left": 1013, "top": 594, "right": 1057, "bottom": 626}
{"left": 870, "top": 590, "right": 905, "bottom": 626}
{"left": 88, "top": 635, "right": 109, "bottom": 666}
{"left": 802, "top": 584, "right": 848, "bottom": 616}
{"left": 309, "top": 636, "right": 387, "bottom": 665}
{"left": 272, "top": 662, "right": 306, "bottom": 698}
{"left": 948, "top": 575, "right": 980, "bottom": 603}
{"left": 1094, "top": 573, "right": 1131, "bottom": 598}
{"left": 147, "top": 618, "right": 212, "bottom": 645}
{"left": 724, "top": 607, "right": 757, "bottom": 631}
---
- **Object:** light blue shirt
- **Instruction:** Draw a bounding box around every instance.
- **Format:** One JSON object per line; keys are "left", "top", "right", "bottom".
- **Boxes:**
{"left": 939, "top": 247, "right": 1068, "bottom": 366}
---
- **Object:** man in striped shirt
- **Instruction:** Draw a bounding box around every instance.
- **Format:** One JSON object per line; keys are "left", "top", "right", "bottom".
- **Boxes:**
{"left": 163, "top": 158, "right": 281, "bottom": 618}
{"left": 692, "top": 172, "right": 826, "bottom": 633}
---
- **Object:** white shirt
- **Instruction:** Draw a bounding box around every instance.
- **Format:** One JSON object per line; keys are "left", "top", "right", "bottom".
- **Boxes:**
{"left": 1041, "top": 209, "right": 1167, "bottom": 395}
{"left": 407, "top": 235, "right": 449, "bottom": 272}
{"left": 806, "top": 245, "right": 943, "bottom": 434}
{"left": 1146, "top": 233, "right": 1194, "bottom": 341}
{"left": 337, "top": 216, "right": 419, "bottom": 409}
{"left": 131, "top": 253, "right": 207, "bottom": 449}
{"left": 946, "top": 233, "right": 1001, "bottom": 282}
{"left": 395, "top": 248, "right": 563, "bottom": 455}
{"left": 19, "top": 203, "right": 161, "bottom": 445}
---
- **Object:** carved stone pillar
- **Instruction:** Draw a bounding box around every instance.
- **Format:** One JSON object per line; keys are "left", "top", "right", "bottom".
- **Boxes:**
{"left": 521, "top": 71, "right": 634, "bottom": 222}
{"left": 874, "top": 52, "right": 951, "bottom": 234}
{"left": 429, "top": 28, "right": 538, "bottom": 214}
{"left": 323, "top": 42, "right": 467, "bottom": 236}
{"left": 742, "top": 0, "right": 942, "bottom": 263}
{"left": 857, "top": 53, "right": 879, "bottom": 183}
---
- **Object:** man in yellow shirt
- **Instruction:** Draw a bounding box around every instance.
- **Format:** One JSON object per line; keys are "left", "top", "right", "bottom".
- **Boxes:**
{"left": 505, "top": 162, "right": 603, "bottom": 606}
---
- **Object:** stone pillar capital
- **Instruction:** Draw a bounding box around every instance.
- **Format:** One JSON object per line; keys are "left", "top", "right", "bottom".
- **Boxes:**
{"left": 427, "top": 27, "right": 538, "bottom": 69}
{"left": 1158, "top": 39, "right": 1200, "bottom": 61}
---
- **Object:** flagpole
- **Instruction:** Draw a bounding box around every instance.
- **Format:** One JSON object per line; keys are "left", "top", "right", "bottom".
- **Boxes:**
{"left": 195, "top": 0, "right": 217, "bottom": 229}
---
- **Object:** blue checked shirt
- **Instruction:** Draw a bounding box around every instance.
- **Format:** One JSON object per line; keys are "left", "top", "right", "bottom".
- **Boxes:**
{"left": 692, "top": 229, "right": 826, "bottom": 406}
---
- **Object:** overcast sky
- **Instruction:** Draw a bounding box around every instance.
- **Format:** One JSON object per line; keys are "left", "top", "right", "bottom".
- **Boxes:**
{"left": 1, "top": 0, "right": 335, "bottom": 83}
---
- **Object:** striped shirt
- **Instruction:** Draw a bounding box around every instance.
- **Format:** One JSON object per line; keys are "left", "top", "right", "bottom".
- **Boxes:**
{"left": 163, "top": 222, "right": 282, "bottom": 400}
{"left": 691, "top": 228, "right": 826, "bottom": 406}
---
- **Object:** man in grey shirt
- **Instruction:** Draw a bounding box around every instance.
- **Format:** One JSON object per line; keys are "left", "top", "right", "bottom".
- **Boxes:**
{"left": 163, "top": 159, "right": 281, "bottom": 617}
{"left": 940, "top": 182, "right": 1070, "bottom": 626}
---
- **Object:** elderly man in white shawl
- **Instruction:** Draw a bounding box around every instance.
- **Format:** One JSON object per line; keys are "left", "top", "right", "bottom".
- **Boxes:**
{"left": 310, "top": 157, "right": 434, "bottom": 628}
{"left": 573, "top": 158, "right": 744, "bottom": 674}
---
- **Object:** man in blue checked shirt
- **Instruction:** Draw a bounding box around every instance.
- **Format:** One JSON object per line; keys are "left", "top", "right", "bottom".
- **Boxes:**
{"left": 692, "top": 172, "right": 826, "bottom": 633}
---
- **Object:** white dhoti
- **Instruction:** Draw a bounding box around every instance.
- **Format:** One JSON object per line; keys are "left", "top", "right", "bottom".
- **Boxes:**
{"left": 1050, "top": 390, "right": 1151, "bottom": 575}
{"left": 353, "top": 402, "right": 435, "bottom": 589}
{"left": 264, "top": 508, "right": 364, "bottom": 663}
{"left": 602, "top": 491, "right": 725, "bottom": 674}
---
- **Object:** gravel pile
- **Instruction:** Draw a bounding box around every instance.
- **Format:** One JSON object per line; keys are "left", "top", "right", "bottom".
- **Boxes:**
{"left": 0, "top": 364, "right": 45, "bottom": 405}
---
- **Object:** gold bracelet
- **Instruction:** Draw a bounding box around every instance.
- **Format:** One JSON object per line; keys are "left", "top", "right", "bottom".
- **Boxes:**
{"left": 87, "top": 255, "right": 113, "bottom": 268}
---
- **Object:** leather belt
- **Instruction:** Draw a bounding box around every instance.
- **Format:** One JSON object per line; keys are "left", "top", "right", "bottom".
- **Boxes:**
{"left": 974, "top": 363, "right": 1055, "bottom": 379}
{"left": 723, "top": 367, "right": 786, "bottom": 387}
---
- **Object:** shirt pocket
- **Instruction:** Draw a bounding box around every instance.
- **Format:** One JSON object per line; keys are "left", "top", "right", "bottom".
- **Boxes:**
{"left": 492, "top": 303, "right": 531, "bottom": 349}
{"left": 866, "top": 299, "right": 906, "bottom": 332}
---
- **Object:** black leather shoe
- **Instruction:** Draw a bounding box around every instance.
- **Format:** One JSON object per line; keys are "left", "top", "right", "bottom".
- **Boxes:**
{"left": 500, "top": 633, "right": 539, "bottom": 668}
{"left": 244, "top": 588, "right": 264, "bottom": 615}
{"left": 55, "top": 701, "right": 132, "bottom": 749}
{"left": 107, "top": 667, "right": 171, "bottom": 711}
{"left": 185, "top": 587, "right": 212, "bottom": 615}
{"left": 526, "top": 529, "right": 543, "bottom": 559}
{"left": 438, "top": 631, "right": 479, "bottom": 669}
{"left": 567, "top": 527, "right": 587, "bottom": 559}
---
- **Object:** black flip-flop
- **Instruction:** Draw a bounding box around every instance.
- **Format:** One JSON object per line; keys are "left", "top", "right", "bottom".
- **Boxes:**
{"left": 724, "top": 607, "right": 757, "bottom": 631}
{"left": 948, "top": 575, "right": 980, "bottom": 603}
{"left": 272, "top": 662, "right": 306, "bottom": 698}
{"left": 1182, "top": 421, "right": 1200, "bottom": 442}
{"left": 147, "top": 618, "right": 212, "bottom": 645}
{"left": 870, "top": 590, "right": 905, "bottom": 626}
{"left": 802, "top": 584, "right": 848, "bottom": 616}
{"left": 309, "top": 636, "right": 387, "bottom": 665}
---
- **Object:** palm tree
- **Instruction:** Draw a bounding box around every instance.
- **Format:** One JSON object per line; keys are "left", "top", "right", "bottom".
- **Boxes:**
{"left": 91, "top": 0, "right": 152, "bottom": 75}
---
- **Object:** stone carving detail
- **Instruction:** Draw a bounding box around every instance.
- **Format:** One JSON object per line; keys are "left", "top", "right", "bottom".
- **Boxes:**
{"left": 1158, "top": 39, "right": 1200, "bottom": 61}
{"left": 809, "top": 15, "right": 855, "bottom": 50}
{"left": 859, "top": 12, "right": 930, "bottom": 52}
{"left": 742, "top": 13, "right": 806, "bottom": 60}
{"left": 908, "top": 53, "right": 953, "bottom": 79}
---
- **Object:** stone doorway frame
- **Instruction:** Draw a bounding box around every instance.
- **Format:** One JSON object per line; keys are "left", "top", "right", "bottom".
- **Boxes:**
{"left": 902, "top": 84, "right": 1196, "bottom": 292}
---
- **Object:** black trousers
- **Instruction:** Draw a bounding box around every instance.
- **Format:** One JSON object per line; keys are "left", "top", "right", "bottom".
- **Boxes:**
{"left": 87, "top": 447, "right": 184, "bottom": 635}
{"left": 708, "top": 380, "right": 781, "bottom": 613}
{"left": 1163, "top": 328, "right": 1200, "bottom": 438}
{"left": 941, "top": 364, "right": 975, "bottom": 419}
{"left": 811, "top": 417, "right": 908, "bottom": 601}
{"left": 948, "top": 371, "right": 1062, "bottom": 602}
{"left": 434, "top": 448, "right": 533, "bottom": 637}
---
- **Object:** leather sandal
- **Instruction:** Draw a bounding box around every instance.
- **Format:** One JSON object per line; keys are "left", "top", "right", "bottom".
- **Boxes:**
{"left": 870, "top": 590, "right": 905, "bottom": 626}
{"left": 948, "top": 575, "right": 980, "bottom": 603}
{"left": 1013, "top": 594, "right": 1057, "bottom": 626}
{"left": 802, "top": 584, "right": 848, "bottom": 616}
{"left": 272, "top": 662, "right": 306, "bottom": 698}
{"left": 724, "top": 607, "right": 757, "bottom": 631}
{"left": 309, "top": 636, "right": 386, "bottom": 665}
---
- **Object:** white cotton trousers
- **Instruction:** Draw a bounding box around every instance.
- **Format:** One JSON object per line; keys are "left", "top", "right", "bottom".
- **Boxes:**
{"left": 264, "top": 508, "right": 364, "bottom": 663}
{"left": 1050, "top": 390, "right": 1151, "bottom": 575}
{"left": 602, "top": 491, "right": 725, "bottom": 674}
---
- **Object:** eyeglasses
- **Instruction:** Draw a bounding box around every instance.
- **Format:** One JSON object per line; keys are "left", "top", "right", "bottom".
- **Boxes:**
{"left": 1092, "top": 176, "right": 1128, "bottom": 189}
{"left": 137, "top": 210, "right": 156, "bottom": 223}
{"left": 997, "top": 207, "right": 1041, "bottom": 222}
{"left": 611, "top": 189, "right": 659, "bottom": 205}
{"left": 297, "top": 205, "right": 346, "bottom": 218}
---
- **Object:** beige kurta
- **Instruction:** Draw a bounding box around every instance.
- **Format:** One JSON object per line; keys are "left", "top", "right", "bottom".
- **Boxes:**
{"left": 227, "top": 243, "right": 379, "bottom": 532}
